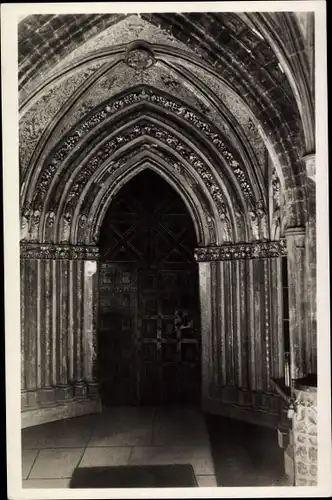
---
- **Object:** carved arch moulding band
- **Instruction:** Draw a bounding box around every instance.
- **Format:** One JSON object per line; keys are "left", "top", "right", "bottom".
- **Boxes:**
{"left": 23, "top": 87, "right": 264, "bottom": 213}
{"left": 21, "top": 89, "right": 271, "bottom": 246}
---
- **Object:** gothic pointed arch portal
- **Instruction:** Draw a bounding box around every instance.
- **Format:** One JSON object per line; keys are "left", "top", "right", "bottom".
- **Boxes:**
{"left": 20, "top": 83, "right": 288, "bottom": 425}
{"left": 98, "top": 168, "right": 201, "bottom": 406}
{"left": 19, "top": 15, "right": 315, "bottom": 429}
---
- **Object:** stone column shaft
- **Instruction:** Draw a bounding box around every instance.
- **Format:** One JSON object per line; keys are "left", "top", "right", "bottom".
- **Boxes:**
{"left": 83, "top": 260, "right": 99, "bottom": 395}
{"left": 218, "top": 261, "right": 227, "bottom": 386}
{"left": 269, "top": 257, "right": 284, "bottom": 379}
{"left": 285, "top": 227, "right": 307, "bottom": 379}
{"left": 20, "top": 260, "right": 28, "bottom": 407}
{"left": 195, "top": 240, "right": 286, "bottom": 416}
{"left": 210, "top": 261, "right": 220, "bottom": 387}
{"left": 247, "top": 259, "right": 257, "bottom": 391}
{"left": 20, "top": 243, "right": 100, "bottom": 410}
{"left": 198, "top": 262, "right": 213, "bottom": 401}
{"left": 303, "top": 153, "right": 316, "bottom": 373}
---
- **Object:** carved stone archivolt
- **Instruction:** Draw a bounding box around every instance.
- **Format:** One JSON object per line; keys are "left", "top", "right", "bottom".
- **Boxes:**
{"left": 32, "top": 87, "right": 255, "bottom": 207}
{"left": 194, "top": 240, "right": 287, "bottom": 262}
{"left": 22, "top": 87, "right": 271, "bottom": 247}
{"left": 34, "top": 121, "right": 233, "bottom": 228}
{"left": 20, "top": 242, "right": 100, "bottom": 260}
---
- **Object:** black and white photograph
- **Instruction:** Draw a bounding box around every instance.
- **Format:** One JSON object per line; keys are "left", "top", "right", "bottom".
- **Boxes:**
{"left": 2, "top": 1, "right": 331, "bottom": 498}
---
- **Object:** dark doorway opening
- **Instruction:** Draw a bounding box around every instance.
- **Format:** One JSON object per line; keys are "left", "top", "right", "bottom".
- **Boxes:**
{"left": 98, "top": 169, "right": 201, "bottom": 406}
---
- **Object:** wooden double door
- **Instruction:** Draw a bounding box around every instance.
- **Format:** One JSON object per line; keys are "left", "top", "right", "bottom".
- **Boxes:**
{"left": 98, "top": 170, "right": 201, "bottom": 406}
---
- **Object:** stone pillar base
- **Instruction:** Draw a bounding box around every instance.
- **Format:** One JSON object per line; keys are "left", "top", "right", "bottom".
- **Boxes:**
{"left": 27, "top": 390, "right": 39, "bottom": 407}
{"left": 87, "top": 381, "right": 99, "bottom": 397}
{"left": 74, "top": 381, "right": 88, "bottom": 398}
{"left": 40, "top": 387, "right": 56, "bottom": 407}
{"left": 21, "top": 396, "right": 102, "bottom": 428}
{"left": 56, "top": 385, "right": 74, "bottom": 402}
{"left": 21, "top": 390, "right": 29, "bottom": 408}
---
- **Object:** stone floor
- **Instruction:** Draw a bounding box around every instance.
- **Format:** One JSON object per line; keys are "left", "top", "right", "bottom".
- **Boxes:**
{"left": 205, "top": 413, "right": 286, "bottom": 487}
{"left": 22, "top": 406, "right": 217, "bottom": 488}
{"left": 22, "top": 405, "right": 286, "bottom": 489}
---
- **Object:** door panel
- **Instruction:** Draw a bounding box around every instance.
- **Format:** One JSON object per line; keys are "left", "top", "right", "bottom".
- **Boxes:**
{"left": 99, "top": 263, "right": 138, "bottom": 405}
{"left": 98, "top": 170, "right": 200, "bottom": 406}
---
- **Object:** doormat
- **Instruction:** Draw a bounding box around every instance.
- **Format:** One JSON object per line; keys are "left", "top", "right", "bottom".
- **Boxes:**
{"left": 69, "top": 464, "right": 198, "bottom": 488}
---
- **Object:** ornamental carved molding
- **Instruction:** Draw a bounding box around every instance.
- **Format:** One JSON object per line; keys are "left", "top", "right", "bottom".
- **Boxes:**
{"left": 194, "top": 239, "right": 287, "bottom": 262}
{"left": 35, "top": 121, "right": 231, "bottom": 221}
{"left": 20, "top": 242, "right": 100, "bottom": 260}
{"left": 33, "top": 87, "right": 255, "bottom": 209}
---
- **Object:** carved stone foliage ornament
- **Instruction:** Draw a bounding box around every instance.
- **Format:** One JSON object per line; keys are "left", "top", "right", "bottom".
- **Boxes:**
{"left": 160, "top": 74, "right": 180, "bottom": 89}
{"left": 194, "top": 240, "right": 287, "bottom": 262}
{"left": 20, "top": 242, "right": 100, "bottom": 260}
{"left": 34, "top": 88, "right": 254, "bottom": 209}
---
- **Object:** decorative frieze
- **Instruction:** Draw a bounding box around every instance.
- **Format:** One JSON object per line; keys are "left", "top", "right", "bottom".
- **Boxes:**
{"left": 194, "top": 240, "right": 287, "bottom": 262}
{"left": 20, "top": 242, "right": 100, "bottom": 260}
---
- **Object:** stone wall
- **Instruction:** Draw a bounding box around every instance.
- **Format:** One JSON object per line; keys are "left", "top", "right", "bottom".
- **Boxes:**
{"left": 292, "top": 384, "right": 318, "bottom": 485}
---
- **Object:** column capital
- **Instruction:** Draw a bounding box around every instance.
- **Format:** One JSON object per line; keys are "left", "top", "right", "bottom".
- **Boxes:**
{"left": 302, "top": 152, "right": 315, "bottom": 182}
{"left": 194, "top": 240, "right": 287, "bottom": 262}
{"left": 20, "top": 242, "right": 100, "bottom": 260}
{"left": 284, "top": 227, "right": 306, "bottom": 249}
{"left": 284, "top": 226, "right": 306, "bottom": 237}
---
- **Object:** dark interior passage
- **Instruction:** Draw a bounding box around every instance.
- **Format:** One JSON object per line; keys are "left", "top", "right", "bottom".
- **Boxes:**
{"left": 98, "top": 169, "right": 201, "bottom": 406}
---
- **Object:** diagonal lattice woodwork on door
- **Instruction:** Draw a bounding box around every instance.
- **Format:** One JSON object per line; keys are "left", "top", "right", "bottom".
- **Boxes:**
{"left": 99, "top": 169, "right": 201, "bottom": 405}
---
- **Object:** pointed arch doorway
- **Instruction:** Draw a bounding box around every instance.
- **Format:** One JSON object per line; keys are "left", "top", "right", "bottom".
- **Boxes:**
{"left": 98, "top": 169, "right": 201, "bottom": 407}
